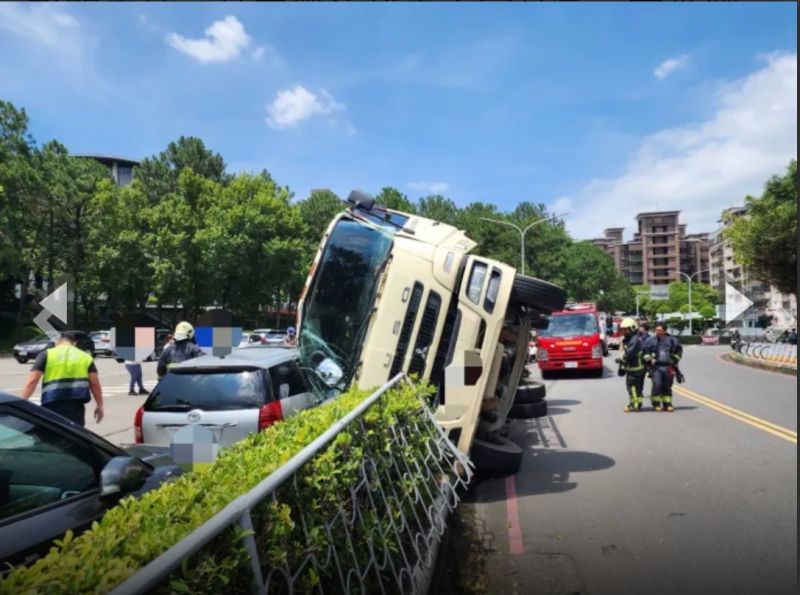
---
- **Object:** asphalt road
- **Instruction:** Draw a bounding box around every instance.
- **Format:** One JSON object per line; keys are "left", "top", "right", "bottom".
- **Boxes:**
{"left": 0, "top": 355, "right": 157, "bottom": 444}
{"left": 459, "top": 345, "right": 797, "bottom": 595}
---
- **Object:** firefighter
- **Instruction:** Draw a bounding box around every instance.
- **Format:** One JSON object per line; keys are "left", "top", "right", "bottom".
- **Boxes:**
{"left": 643, "top": 322, "right": 683, "bottom": 412}
{"left": 157, "top": 321, "right": 205, "bottom": 379}
{"left": 615, "top": 317, "right": 645, "bottom": 412}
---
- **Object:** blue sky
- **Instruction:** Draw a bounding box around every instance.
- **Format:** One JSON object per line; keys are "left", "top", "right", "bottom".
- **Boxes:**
{"left": 0, "top": 3, "right": 796, "bottom": 239}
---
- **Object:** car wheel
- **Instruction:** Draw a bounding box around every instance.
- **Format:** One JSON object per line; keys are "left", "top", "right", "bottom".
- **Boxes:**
{"left": 470, "top": 435, "right": 523, "bottom": 477}
{"left": 515, "top": 381, "right": 546, "bottom": 404}
{"left": 510, "top": 274, "right": 568, "bottom": 313}
{"left": 16, "top": 356, "right": 29, "bottom": 364}
{"left": 509, "top": 400, "right": 548, "bottom": 419}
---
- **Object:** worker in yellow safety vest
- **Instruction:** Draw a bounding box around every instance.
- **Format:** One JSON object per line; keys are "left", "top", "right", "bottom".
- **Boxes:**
{"left": 21, "top": 331, "right": 104, "bottom": 426}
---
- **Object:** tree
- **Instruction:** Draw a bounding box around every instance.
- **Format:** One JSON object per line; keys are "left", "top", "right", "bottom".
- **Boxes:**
{"left": 83, "top": 180, "right": 153, "bottom": 319}
{"left": 559, "top": 242, "right": 634, "bottom": 312}
{"left": 200, "top": 174, "right": 307, "bottom": 323}
{"left": 144, "top": 168, "right": 219, "bottom": 320}
{"left": 134, "top": 136, "right": 228, "bottom": 204}
{"left": 724, "top": 160, "right": 797, "bottom": 295}
{"left": 416, "top": 194, "right": 458, "bottom": 225}
{"left": 0, "top": 101, "right": 45, "bottom": 322}
{"left": 375, "top": 186, "right": 416, "bottom": 213}
{"left": 296, "top": 189, "right": 345, "bottom": 245}
{"left": 668, "top": 316, "right": 688, "bottom": 335}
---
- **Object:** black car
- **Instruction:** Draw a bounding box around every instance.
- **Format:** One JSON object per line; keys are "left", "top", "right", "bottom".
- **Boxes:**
{"left": 12, "top": 330, "right": 96, "bottom": 364}
{"left": 0, "top": 392, "right": 181, "bottom": 568}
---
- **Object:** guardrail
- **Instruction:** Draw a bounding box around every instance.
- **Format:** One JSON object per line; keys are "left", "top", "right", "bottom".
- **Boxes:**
{"left": 737, "top": 342, "right": 797, "bottom": 367}
{"left": 110, "top": 374, "right": 473, "bottom": 595}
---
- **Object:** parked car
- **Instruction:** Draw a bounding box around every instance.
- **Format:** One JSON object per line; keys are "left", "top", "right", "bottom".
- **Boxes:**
{"left": 250, "top": 328, "right": 288, "bottom": 346}
{"left": 12, "top": 330, "right": 95, "bottom": 364}
{"left": 90, "top": 329, "right": 112, "bottom": 357}
{"left": 136, "top": 346, "right": 321, "bottom": 447}
{"left": 0, "top": 391, "right": 181, "bottom": 568}
{"left": 237, "top": 330, "right": 253, "bottom": 348}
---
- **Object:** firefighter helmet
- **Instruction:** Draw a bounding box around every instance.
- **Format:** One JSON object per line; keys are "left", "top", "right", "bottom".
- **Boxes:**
{"left": 173, "top": 321, "right": 195, "bottom": 341}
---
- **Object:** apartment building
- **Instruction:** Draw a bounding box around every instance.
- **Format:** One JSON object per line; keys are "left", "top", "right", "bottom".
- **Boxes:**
{"left": 591, "top": 211, "right": 709, "bottom": 286}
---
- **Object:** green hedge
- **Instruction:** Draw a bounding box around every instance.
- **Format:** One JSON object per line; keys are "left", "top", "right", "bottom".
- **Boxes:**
{"left": 1, "top": 382, "right": 439, "bottom": 594}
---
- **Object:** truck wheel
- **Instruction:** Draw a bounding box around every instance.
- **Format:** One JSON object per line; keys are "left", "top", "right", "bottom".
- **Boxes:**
{"left": 509, "top": 400, "right": 547, "bottom": 419}
{"left": 470, "top": 435, "right": 523, "bottom": 477}
{"left": 515, "top": 381, "right": 546, "bottom": 404}
{"left": 510, "top": 274, "right": 568, "bottom": 313}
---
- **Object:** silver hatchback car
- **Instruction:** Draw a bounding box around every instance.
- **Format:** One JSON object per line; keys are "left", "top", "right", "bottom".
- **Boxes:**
{"left": 136, "top": 347, "right": 320, "bottom": 447}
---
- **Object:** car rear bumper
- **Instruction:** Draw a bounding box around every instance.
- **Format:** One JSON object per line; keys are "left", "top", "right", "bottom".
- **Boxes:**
{"left": 539, "top": 357, "right": 603, "bottom": 371}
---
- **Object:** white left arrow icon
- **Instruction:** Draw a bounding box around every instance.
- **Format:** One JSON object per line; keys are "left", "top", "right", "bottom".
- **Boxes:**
{"left": 34, "top": 282, "right": 69, "bottom": 341}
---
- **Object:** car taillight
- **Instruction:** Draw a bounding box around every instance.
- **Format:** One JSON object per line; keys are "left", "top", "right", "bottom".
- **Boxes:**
{"left": 101, "top": 337, "right": 110, "bottom": 342}
{"left": 538, "top": 349, "right": 548, "bottom": 361}
{"left": 592, "top": 345, "right": 602, "bottom": 358}
{"left": 134, "top": 406, "right": 144, "bottom": 443}
{"left": 258, "top": 400, "right": 284, "bottom": 431}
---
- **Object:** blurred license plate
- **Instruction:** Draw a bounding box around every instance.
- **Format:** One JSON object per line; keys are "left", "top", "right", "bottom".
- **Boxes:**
{"left": 564, "top": 362, "right": 578, "bottom": 368}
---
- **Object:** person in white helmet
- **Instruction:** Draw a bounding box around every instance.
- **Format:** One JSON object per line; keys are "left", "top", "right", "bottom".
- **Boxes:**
{"left": 614, "top": 317, "right": 646, "bottom": 413}
{"left": 156, "top": 321, "right": 205, "bottom": 379}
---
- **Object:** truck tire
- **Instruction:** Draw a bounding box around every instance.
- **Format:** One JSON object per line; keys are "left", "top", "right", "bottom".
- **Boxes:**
{"left": 470, "top": 435, "right": 523, "bottom": 477}
{"left": 509, "top": 400, "right": 547, "bottom": 419}
{"left": 510, "top": 274, "right": 568, "bottom": 313}
{"left": 515, "top": 381, "right": 546, "bottom": 404}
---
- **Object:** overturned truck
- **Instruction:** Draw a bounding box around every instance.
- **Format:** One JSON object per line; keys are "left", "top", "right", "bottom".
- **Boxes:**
{"left": 296, "top": 191, "right": 567, "bottom": 473}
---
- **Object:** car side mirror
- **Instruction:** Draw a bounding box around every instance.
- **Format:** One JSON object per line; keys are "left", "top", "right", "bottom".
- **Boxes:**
{"left": 100, "top": 456, "right": 151, "bottom": 498}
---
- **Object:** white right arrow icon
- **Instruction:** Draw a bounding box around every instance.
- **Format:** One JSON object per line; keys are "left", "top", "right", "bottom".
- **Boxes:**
{"left": 724, "top": 282, "right": 754, "bottom": 322}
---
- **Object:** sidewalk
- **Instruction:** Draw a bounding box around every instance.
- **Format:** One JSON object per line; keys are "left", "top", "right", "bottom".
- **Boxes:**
{"left": 722, "top": 351, "right": 797, "bottom": 376}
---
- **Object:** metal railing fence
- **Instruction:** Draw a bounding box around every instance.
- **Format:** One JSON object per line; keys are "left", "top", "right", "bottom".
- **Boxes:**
{"left": 739, "top": 342, "right": 797, "bottom": 367}
{"left": 111, "top": 374, "right": 472, "bottom": 595}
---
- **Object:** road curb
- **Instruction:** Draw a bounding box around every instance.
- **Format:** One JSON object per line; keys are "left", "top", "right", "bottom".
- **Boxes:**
{"left": 721, "top": 352, "right": 797, "bottom": 377}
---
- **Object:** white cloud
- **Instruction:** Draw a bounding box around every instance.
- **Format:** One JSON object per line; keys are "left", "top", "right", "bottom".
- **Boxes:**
{"left": 0, "top": 4, "right": 84, "bottom": 55}
{"left": 654, "top": 55, "right": 690, "bottom": 79}
{"left": 408, "top": 181, "right": 450, "bottom": 194}
{"left": 252, "top": 46, "right": 265, "bottom": 61}
{"left": 265, "top": 86, "right": 345, "bottom": 130}
{"left": 563, "top": 52, "right": 797, "bottom": 240}
{"left": 552, "top": 196, "right": 573, "bottom": 215}
{"left": 167, "top": 16, "right": 251, "bottom": 64}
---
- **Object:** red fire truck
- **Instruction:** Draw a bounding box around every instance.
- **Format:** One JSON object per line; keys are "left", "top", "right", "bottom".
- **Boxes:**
{"left": 537, "top": 303, "right": 605, "bottom": 377}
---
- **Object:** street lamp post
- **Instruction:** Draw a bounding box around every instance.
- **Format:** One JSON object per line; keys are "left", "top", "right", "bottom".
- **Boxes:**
{"left": 678, "top": 269, "right": 710, "bottom": 336}
{"left": 479, "top": 213, "right": 567, "bottom": 276}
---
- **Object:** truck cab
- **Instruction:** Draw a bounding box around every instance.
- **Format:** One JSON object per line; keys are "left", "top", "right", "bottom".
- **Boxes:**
{"left": 295, "top": 191, "right": 566, "bottom": 463}
{"left": 537, "top": 303, "right": 605, "bottom": 378}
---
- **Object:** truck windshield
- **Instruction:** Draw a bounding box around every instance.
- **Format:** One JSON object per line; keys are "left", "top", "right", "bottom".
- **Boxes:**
{"left": 540, "top": 313, "right": 599, "bottom": 338}
{"left": 299, "top": 217, "right": 393, "bottom": 389}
